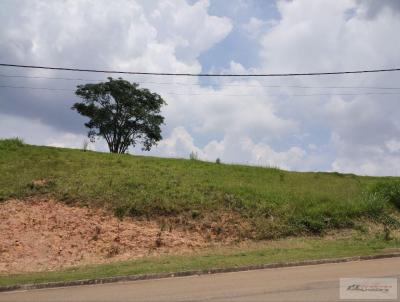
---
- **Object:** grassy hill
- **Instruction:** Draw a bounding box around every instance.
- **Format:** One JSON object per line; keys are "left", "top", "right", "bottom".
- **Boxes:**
{"left": 1, "top": 138, "right": 399, "bottom": 239}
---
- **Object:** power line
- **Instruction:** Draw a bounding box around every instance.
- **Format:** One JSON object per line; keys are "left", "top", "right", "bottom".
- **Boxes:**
{"left": 1, "top": 73, "right": 400, "bottom": 90}
{"left": 1, "top": 63, "right": 400, "bottom": 77}
{"left": 1, "top": 84, "right": 400, "bottom": 97}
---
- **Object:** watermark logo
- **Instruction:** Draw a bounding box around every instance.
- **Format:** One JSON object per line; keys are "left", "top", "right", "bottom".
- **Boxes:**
{"left": 340, "top": 278, "right": 397, "bottom": 300}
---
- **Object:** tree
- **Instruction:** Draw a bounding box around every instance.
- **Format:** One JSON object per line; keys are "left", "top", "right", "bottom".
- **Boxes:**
{"left": 72, "top": 77, "right": 166, "bottom": 154}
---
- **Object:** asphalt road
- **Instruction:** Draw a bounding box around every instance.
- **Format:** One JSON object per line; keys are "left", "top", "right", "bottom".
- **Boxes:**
{"left": 1, "top": 257, "right": 399, "bottom": 302}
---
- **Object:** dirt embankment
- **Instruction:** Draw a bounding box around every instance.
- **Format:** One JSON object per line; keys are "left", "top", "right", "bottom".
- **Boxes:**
{"left": 0, "top": 199, "right": 219, "bottom": 274}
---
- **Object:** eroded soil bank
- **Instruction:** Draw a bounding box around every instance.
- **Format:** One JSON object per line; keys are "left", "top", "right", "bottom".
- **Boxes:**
{"left": 0, "top": 199, "right": 219, "bottom": 273}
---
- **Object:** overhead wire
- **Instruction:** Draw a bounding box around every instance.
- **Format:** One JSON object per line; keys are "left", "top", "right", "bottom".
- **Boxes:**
{"left": 1, "top": 63, "right": 400, "bottom": 77}
{"left": 1, "top": 63, "right": 400, "bottom": 98}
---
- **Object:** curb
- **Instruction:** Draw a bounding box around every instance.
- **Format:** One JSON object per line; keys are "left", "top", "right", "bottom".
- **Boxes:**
{"left": 1, "top": 252, "right": 400, "bottom": 293}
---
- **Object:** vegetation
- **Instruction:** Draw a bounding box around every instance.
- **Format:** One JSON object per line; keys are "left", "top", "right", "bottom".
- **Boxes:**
{"left": 189, "top": 151, "right": 199, "bottom": 160}
{"left": 0, "top": 138, "right": 399, "bottom": 239}
{"left": 72, "top": 78, "right": 166, "bottom": 154}
{"left": 1, "top": 234, "right": 399, "bottom": 286}
{"left": 370, "top": 181, "right": 400, "bottom": 210}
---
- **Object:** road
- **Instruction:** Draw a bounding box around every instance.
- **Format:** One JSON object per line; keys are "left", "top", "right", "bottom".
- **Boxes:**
{"left": 1, "top": 257, "right": 399, "bottom": 302}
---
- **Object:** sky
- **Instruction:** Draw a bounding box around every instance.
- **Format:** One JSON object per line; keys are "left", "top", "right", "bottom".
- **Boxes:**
{"left": 1, "top": 0, "right": 400, "bottom": 176}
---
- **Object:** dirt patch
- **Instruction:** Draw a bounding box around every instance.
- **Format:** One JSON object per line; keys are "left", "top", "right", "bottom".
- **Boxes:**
{"left": 0, "top": 199, "right": 216, "bottom": 274}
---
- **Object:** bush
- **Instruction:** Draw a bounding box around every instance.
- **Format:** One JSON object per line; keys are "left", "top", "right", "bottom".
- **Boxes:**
{"left": 215, "top": 158, "right": 221, "bottom": 164}
{"left": 370, "top": 181, "right": 400, "bottom": 210}
{"left": 128, "top": 205, "right": 143, "bottom": 217}
{"left": 362, "top": 186, "right": 400, "bottom": 231}
{"left": 299, "top": 216, "right": 326, "bottom": 234}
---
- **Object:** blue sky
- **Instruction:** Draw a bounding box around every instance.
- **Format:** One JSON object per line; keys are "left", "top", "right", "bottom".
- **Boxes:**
{"left": 200, "top": 0, "right": 278, "bottom": 71}
{"left": 1, "top": 0, "right": 400, "bottom": 175}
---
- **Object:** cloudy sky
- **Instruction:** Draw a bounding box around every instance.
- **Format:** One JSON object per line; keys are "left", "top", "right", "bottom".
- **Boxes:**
{"left": 1, "top": 0, "right": 400, "bottom": 175}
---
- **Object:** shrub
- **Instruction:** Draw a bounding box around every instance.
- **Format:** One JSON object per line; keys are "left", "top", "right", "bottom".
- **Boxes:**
{"left": 215, "top": 158, "right": 221, "bottom": 164}
{"left": 191, "top": 210, "right": 200, "bottom": 219}
{"left": 362, "top": 186, "right": 400, "bottom": 231}
{"left": 370, "top": 181, "right": 400, "bottom": 210}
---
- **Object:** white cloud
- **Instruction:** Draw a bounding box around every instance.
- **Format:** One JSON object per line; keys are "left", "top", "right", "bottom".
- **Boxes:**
{"left": 150, "top": 126, "right": 202, "bottom": 158}
{"left": 331, "top": 155, "right": 400, "bottom": 176}
{"left": 2, "top": 0, "right": 297, "bottom": 160}
{"left": 386, "top": 139, "right": 400, "bottom": 153}
{"left": 254, "top": 0, "right": 400, "bottom": 175}
{"left": 0, "top": 113, "right": 105, "bottom": 151}
{"left": 0, "top": 0, "right": 232, "bottom": 73}
{"left": 242, "top": 17, "right": 267, "bottom": 39}
{"left": 147, "top": 126, "right": 309, "bottom": 170}
{"left": 2, "top": 0, "right": 400, "bottom": 175}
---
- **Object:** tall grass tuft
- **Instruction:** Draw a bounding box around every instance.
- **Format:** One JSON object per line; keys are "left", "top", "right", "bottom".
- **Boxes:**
{"left": 189, "top": 151, "right": 199, "bottom": 160}
{"left": 370, "top": 181, "right": 400, "bottom": 210}
{"left": 0, "top": 137, "right": 24, "bottom": 150}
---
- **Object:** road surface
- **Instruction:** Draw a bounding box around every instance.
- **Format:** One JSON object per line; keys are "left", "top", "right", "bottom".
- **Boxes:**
{"left": 1, "top": 257, "right": 399, "bottom": 301}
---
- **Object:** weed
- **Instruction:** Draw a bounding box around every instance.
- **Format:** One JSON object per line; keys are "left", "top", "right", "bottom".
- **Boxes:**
{"left": 114, "top": 207, "right": 126, "bottom": 243}
{"left": 106, "top": 244, "right": 120, "bottom": 258}
{"left": 384, "top": 225, "right": 391, "bottom": 241}
{"left": 82, "top": 139, "right": 89, "bottom": 152}
{"left": 189, "top": 151, "right": 199, "bottom": 160}
{"left": 155, "top": 231, "right": 163, "bottom": 247}
{"left": 128, "top": 205, "right": 143, "bottom": 217}
{"left": 28, "top": 179, "right": 56, "bottom": 194}
{"left": 92, "top": 225, "right": 101, "bottom": 241}
{"left": 191, "top": 210, "right": 200, "bottom": 219}
{"left": 0, "top": 138, "right": 24, "bottom": 150}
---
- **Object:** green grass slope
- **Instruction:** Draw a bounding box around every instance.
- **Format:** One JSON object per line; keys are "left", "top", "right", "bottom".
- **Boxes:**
{"left": 1, "top": 138, "right": 399, "bottom": 239}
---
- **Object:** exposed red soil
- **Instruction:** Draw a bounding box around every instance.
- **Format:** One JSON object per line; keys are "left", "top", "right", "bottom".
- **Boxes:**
{"left": 0, "top": 199, "right": 211, "bottom": 274}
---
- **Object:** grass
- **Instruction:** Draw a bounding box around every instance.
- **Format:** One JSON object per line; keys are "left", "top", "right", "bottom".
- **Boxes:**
{"left": 1, "top": 138, "right": 400, "bottom": 238}
{"left": 1, "top": 234, "right": 399, "bottom": 287}
{"left": 1, "top": 138, "right": 399, "bottom": 286}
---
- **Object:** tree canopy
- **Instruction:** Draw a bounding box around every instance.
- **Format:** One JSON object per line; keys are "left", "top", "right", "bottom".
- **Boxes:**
{"left": 72, "top": 77, "right": 166, "bottom": 154}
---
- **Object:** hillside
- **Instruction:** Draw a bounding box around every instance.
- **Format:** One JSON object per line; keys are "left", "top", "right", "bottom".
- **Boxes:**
{"left": 1, "top": 138, "right": 400, "bottom": 240}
